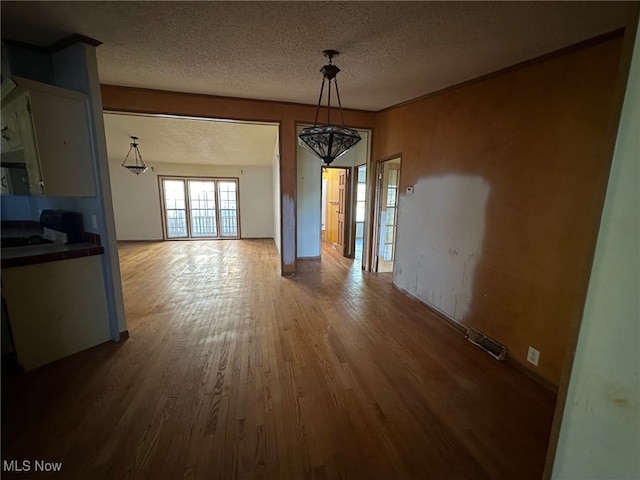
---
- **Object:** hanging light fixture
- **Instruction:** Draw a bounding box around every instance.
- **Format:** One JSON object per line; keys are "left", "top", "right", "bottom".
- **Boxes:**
{"left": 121, "top": 135, "right": 148, "bottom": 175}
{"left": 298, "top": 50, "right": 361, "bottom": 165}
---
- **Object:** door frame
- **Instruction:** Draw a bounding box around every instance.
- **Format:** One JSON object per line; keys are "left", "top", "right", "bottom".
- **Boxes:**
{"left": 372, "top": 155, "right": 402, "bottom": 272}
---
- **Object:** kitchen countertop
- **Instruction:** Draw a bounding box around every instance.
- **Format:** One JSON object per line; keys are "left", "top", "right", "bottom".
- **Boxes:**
{"left": 1, "top": 242, "right": 104, "bottom": 268}
{"left": 1, "top": 227, "right": 45, "bottom": 238}
{"left": 1, "top": 227, "right": 104, "bottom": 268}
{"left": 1, "top": 221, "right": 104, "bottom": 268}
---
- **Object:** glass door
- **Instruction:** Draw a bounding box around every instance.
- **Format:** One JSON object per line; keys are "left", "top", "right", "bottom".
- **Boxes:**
{"left": 354, "top": 165, "right": 367, "bottom": 263}
{"left": 218, "top": 181, "right": 239, "bottom": 237}
{"left": 160, "top": 177, "right": 239, "bottom": 240}
{"left": 375, "top": 158, "right": 401, "bottom": 272}
{"left": 162, "top": 179, "right": 188, "bottom": 238}
{"left": 189, "top": 180, "right": 218, "bottom": 237}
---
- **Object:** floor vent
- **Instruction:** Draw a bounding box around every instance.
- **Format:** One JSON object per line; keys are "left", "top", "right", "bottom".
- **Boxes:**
{"left": 465, "top": 328, "right": 507, "bottom": 361}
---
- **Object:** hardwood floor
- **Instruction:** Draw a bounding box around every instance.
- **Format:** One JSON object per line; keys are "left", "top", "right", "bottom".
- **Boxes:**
{"left": 2, "top": 240, "right": 556, "bottom": 479}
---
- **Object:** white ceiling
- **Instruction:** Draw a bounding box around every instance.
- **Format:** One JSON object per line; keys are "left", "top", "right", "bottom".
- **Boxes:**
{"left": 1, "top": 2, "right": 636, "bottom": 167}
{"left": 103, "top": 113, "right": 279, "bottom": 167}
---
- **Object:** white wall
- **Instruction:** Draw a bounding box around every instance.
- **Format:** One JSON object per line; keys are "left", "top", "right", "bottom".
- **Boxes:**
{"left": 551, "top": 23, "right": 639, "bottom": 480}
{"left": 393, "top": 175, "right": 490, "bottom": 321}
{"left": 296, "top": 129, "right": 370, "bottom": 258}
{"left": 272, "top": 131, "right": 281, "bottom": 254}
{"left": 109, "top": 161, "right": 274, "bottom": 240}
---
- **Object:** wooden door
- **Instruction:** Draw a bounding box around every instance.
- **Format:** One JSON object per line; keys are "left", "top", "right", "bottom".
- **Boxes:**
{"left": 336, "top": 169, "right": 349, "bottom": 256}
{"left": 325, "top": 169, "right": 339, "bottom": 245}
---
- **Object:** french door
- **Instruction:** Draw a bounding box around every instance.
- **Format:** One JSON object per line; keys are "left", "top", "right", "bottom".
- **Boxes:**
{"left": 160, "top": 176, "right": 239, "bottom": 239}
{"left": 375, "top": 158, "right": 401, "bottom": 272}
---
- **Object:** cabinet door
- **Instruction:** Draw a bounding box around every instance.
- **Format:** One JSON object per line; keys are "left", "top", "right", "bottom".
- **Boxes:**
{"left": 1, "top": 94, "right": 45, "bottom": 195}
{"left": 1, "top": 99, "right": 24, "bottom": 151}
{"left": 28, "top": 89, "right": 96, "bottom": 197}
{"left": 2, "top": 256, "right": 111, "bottom": 371}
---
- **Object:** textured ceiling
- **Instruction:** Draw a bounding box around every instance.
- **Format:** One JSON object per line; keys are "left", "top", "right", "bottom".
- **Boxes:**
{"left": 1, "top": 1, "right": 635, "bottom": 111}
{"left": 103, "top": 113, "right": 278, "bottom": 167}
{"left": 2, "top": 2, "right": 635, "bottom": 168}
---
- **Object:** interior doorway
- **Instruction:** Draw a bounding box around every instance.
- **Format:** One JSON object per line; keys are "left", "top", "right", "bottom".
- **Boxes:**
{"left": 321, "top": 167, "right": 351, "bottom": 256}
{"left": 354, "top": 164, "right": 367, "bottom": 264}
{"left": 374, "top": 157, "right": 401, "bottom": 272}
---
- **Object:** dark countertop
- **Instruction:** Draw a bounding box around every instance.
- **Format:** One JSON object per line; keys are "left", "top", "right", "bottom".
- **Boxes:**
{"left": 1, "top": 242, "right": 104, "bottom": 268}
{"left": 1, "top": 222, "right": 104, "bottom": 269}
{"left": 1, "top": 227, "right": 45, "bottom": 238}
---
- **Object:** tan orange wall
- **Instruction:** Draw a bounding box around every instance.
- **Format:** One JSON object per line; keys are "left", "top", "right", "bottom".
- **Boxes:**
{"left": 373, "top": 35, "right": 625, "bottom": 386}
{"left": 100, "top": 86, "right": 376, "bottom": 275}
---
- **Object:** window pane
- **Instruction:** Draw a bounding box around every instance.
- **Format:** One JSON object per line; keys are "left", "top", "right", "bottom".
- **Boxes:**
{"left": 163, "top": 180, "right": 187, "bottom": 238}
{"left": 218, "top": 181, "right": 238, "bottom": 237}
{"left": 189, "top": 180, "right": 217, "bottom": 237}
{"left": 166, "top": 209, "right": 187, "bottom": 238}
{"left": 164, "top": 180, "right": 186, "bottom": 209}
{"left": 385, "top": 225, "right": 395, "bottom": 243}
{"left": 383, "top": 243, "right": 393, "bottom": 261}
{"left": 220, "top": 209, "right": 238, "bottom": 237}
{"left": 387, "top": 188, "right": 397, "bottom": 207}
{"left": 191, "top": 210, "right": 217, "bottom": 237}
{"left": 357, "top": 165, "right": 366, "bottom": 183}
{"left": 386, "top": 207, "right": 395, "bottom": 226}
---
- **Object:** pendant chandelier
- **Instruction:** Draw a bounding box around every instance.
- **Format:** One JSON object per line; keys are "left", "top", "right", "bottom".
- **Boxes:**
{"left": 121, "top": 135, "right": 148, "bottom": 175}
{"left": 298, "top": 50, "right": 361, "bottom": 165}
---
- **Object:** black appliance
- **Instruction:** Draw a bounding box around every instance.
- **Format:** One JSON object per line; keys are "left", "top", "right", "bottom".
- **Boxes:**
{"left": 40, "top": 209, "right": 84, "bottom": 244}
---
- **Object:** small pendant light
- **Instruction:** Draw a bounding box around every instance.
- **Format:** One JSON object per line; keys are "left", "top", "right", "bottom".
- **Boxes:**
{"left": 121, "top": 136, "right": 148, "bottom": 175}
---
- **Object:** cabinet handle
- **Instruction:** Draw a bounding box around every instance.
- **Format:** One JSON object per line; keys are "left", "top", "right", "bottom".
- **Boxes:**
{"left": 1, "top": 126, "right": 9, "bottom": 142}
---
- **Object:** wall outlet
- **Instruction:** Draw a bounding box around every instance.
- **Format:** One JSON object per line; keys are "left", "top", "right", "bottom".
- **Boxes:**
{"left": 91, "top": 214, "right": 98, "bottom": 229}
{"left": 527, "top": 346, "right": 540, "bottom": 366}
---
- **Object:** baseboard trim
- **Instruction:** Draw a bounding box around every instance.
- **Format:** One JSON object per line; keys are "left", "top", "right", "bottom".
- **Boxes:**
{"left": 393, "top": 283, "right": 467, "bottom": 334}
{"left": 392, "top": 283, "right": 558, "bottom": 393}
{"left": 505, "top": 355, "right": 558, "bottom": 393}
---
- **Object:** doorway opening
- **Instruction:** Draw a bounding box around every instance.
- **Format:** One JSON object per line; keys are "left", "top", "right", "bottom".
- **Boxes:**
{"left": 374, "top": 157, "right": 401, "bottom": 272}
{"left": 321, "top": 167, "right": 350, "bottom": 256}
{"left": 159, "top": 176, "right": 240, "bottom": 240}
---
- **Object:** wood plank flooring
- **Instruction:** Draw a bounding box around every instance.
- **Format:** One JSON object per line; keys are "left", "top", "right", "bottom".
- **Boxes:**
{"left": 2, "top": 239, "right": 556, "bottom": 479}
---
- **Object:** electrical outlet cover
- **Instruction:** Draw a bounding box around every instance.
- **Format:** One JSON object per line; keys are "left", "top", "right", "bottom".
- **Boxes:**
{"left": 527, "top": 346, "right": 540, "bottom": 366}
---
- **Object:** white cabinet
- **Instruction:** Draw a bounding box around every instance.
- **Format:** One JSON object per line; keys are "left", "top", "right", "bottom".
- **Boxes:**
{"left": 1, "top": 77, "right": 96, "bottom": 196}
{"left": 2, "top": 255, "right": 111, "bottom": 370}
{"left": 0, "top": 97, "right": 25, "bottom": 152}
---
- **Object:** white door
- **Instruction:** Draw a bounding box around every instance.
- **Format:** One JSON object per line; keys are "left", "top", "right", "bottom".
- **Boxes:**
{"left": 375, "top": 158, "right": 401, "bottom": 272}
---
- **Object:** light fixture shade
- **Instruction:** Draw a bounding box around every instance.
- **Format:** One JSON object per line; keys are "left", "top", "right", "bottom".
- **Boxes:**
{"left": 121, "top": 136, "right": 148, "bottom": 175}
{"left": 298, "top": 125, "right": 361, "bottom": 165}
{"left": 124, "top": 165, "right": 148, "bottom": 175}
{"left": 298, "top": 50, "right": 361, "bottom": 165}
